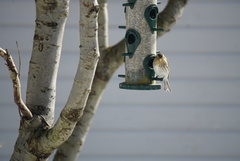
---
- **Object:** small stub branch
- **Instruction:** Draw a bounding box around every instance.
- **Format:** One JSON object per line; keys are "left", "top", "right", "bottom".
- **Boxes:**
{"left": 0, "top": 47, "right": 33, "bottom": 119}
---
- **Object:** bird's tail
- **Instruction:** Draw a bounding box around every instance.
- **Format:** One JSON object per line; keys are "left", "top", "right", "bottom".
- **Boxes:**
{"left": 163, "top": 77, "right": 172, "bottom": 92}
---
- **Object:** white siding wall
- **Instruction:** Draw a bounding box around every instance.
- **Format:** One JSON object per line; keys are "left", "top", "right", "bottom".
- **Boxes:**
{"left": 1, "top": 0, "right": 240, "bottom": 161}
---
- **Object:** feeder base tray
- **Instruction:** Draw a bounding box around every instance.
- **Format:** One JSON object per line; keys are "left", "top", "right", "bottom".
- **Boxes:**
{"left": 119, "top": 82, "right": 161, "bottom": 90}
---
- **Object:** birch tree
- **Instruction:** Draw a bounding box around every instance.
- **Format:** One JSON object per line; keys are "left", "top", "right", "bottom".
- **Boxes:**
{"left": 0, "top": 0, "right": 188, "bottom": 160}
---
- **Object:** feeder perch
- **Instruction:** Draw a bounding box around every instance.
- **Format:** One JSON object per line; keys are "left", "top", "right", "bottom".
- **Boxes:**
{"left": 118, "top": 26, "right": 126, "bottom": 29}
{"left": 122, "top": 0, "right": 137, "bottom": 9}
{"left": 119, "top": 0, "right": 163, "bottom": 90}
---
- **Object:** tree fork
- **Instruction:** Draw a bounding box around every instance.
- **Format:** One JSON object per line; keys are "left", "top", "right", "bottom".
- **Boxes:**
{"left": 10, "top": 0, "right": 70, "bottom": 160}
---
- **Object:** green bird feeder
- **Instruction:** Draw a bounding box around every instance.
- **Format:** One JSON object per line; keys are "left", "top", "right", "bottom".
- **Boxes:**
{"left": 118, "top": 0, "right": 163, "bottom": 90}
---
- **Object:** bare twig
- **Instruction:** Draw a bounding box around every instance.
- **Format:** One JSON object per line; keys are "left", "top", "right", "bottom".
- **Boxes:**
{"left": 0, "top": 47, "right": 33, "bottom": 119}
{"left": 16, "top": 41, "right": 21, "bottom": 78}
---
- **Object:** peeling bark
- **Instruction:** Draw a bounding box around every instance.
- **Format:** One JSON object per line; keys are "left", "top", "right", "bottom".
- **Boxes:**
{"left": 0, "top": 48, "right": 33, "bottom": 119}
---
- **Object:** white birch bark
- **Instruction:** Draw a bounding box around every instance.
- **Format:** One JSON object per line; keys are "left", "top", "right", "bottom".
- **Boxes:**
{"left": 26, "top": 0, "right": 69, "bottom": 125}
{"left": 11, "top": 0, "right": 99, "bottom": 161}
{"left": 52, "top": 0, "right": 100, "bottom": 160}
{"left": 29, "top": 1, "right": 98, "bottom": 159}
{"left": 98, "top": 0, "right": 109, "bottom": 50}
{"left": 10, "top": 0, "right": 70, "bottom": 160}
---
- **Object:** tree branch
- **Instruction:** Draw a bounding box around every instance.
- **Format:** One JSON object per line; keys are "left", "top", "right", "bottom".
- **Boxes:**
{"left": 157, "top": 0, "right": 188, "bottom": 37}
{"left": 53, "top": 41, "right": 125, "bottom": 161}
{"left": 34, "top": 0, "right": 100, "bottom": 156}
{"left": 26, "top": 0, "right": 70, "bottom": 125}
{"left": 11, "top": 0, "right": 71, "bottom": 160}
{"left": 98, "top": 0, "right": 109, "bottom": 50}
{"left": 0, "top": 48, "right": 33, "bottom": 119}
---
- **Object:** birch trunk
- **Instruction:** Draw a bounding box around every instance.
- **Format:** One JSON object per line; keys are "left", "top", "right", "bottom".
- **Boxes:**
{"left": 10, "top": 0, "right": 69, "bottom": 160}
{"left": 26, "top": 0, "right": 69, "bottom": 125}
{"left": 10, "top": 0, "right": 100, "bottom": 160}
{"left": 53, "top": 0, "right": 101, "bottom": 160}
{"left": 39, "top": 0, "right": 99, "bottom": 156}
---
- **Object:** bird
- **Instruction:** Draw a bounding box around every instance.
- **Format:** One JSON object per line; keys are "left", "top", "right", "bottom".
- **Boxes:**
{"left": 153, "top": 53, "right": 172, "bottom": 92}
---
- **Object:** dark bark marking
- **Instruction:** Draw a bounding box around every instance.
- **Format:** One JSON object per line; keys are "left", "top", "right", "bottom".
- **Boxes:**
{"left": 66, "top": 109, "right": 82, "bottom": 122}
{"left": 38, "top": 43, "right": 44, "bottom": 52}
{"left": 42, "top": 0, "right": 58, "bottom": 11}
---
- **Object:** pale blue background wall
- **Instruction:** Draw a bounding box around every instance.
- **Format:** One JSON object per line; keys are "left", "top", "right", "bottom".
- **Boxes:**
{"left": 1, "top": 0, "right": 240, "bottom": 161}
